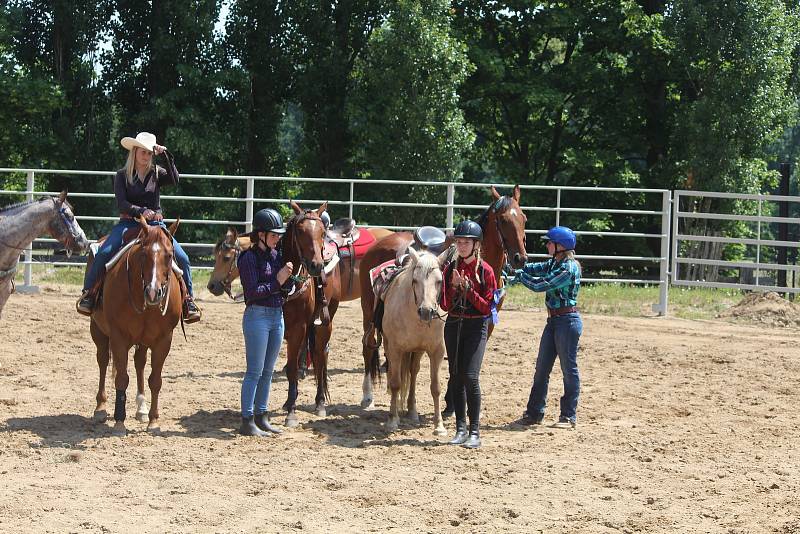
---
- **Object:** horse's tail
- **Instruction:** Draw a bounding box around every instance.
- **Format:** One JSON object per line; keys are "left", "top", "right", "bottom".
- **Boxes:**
{"left": 364, "top": 323, "right": 382, "bottom": 386}
{"left": 398, "top": 352, "right": 413, "bottom": 410}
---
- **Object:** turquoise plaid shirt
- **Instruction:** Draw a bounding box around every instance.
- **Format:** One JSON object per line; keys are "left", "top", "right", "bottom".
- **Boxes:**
{"left": 511, "top": 258, "right": 581, "bottom": 309}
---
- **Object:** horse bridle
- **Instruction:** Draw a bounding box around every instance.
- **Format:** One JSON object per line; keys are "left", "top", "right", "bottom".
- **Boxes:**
{"left": 218, "top": 238, "right": 242, "bottom": 300}
{"left": 409, "top": 262, "right": 446, "bottom": 324}
{"left": 125, "top": 229, "right": 173, "bottom": 315}
{"left": 286, "top": 210, "right": 330, "bottom": 322}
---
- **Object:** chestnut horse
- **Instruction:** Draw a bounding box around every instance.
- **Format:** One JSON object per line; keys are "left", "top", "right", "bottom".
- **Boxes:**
{"left": 281, "top": 200, "right": 343, "bottom": 426}
{"left": 370, "top": 247, "right": 448, "bottom": 435}
{"left": 359, "top": 185, "right": 528, "bottom": 408}
{"left": 89, "top": 218, "right": 183, "bottom": 436}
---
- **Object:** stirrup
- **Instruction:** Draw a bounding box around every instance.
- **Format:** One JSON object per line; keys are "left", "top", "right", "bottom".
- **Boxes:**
{"left": 183, "top": 297, "right": 201, "bottom": 324}
{"left": 76, "top": 291, "right": 95, "bottom": 317}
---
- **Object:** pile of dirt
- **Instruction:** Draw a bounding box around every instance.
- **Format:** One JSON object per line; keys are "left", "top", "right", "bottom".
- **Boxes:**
{"left": 717, "top": 291, "right": 800, "bottom": 327}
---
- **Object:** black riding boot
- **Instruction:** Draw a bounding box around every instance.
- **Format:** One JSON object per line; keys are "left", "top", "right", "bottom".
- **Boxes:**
{"left": 239, "top": 416, "right": 268, "bottom": 437}
{"left": 254, "top": 413, "right": 283, "bottom": 434}
{"left": 448, "top": 419, "right": 468, "bottom": 445}
{"left": 462, "top": 419, "right": 481, "bottom": 449}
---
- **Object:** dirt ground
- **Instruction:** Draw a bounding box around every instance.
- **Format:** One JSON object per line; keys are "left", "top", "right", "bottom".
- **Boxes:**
{"left": 1, "top": 288, "right": 798, "bottom": 534}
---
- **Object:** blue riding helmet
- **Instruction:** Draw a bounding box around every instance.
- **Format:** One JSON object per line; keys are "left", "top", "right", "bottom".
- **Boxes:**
{"left": 541, "top": 226, "right": 576, "bottom": 251}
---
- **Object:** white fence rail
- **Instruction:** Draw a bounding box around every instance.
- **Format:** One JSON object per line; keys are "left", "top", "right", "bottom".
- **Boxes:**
{"left": 671, "top": 190, "right": 800, "bottom": 294}
{"left": 0, "top": 168, "right": 672, "bottom": 314}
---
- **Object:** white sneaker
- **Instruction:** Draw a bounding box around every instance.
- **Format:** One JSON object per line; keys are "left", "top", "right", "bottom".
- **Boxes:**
{"left": 551, "top": 417, "right": 576, "bottom": 429}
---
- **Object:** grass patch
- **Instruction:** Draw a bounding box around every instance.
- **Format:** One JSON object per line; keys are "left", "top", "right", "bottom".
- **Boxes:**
{"left": 18, "top": 265, "right": 747, "bottom": 320}
{"left": 505, "top": 283, "right": 744, "bottom": 320}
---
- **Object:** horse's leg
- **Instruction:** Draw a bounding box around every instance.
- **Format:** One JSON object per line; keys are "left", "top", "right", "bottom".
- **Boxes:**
{"left": 133, "top": 345, "right": 150, "bottom": 423}
{"left": 406, "top": 352, "right": 422, "bottom": 424}
{"left": 429, "top": 344, "right": 446, "bottom": 436}
{"left": 283, "top": 324, "right": 305, "bottom": 428}
{"left": 90, "top": 319, "right": 109, "bottom": 422}
{"left": 360, "top": 286, "right": 377, "bottom": 408}
{"left": 110, "top": 336, "right": 132, "bottom": 436}
{"left": 146, "top": 338, "right": 171, "bottom": 434}
{"left": 385, "top": 342, "right": 401, "bottom": 432}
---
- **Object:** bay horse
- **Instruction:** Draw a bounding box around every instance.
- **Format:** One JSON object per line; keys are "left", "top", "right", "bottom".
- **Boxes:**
{"left": 359, "top": 185, "right": 528, "bottom": 408}
{"left": 366, "top": 247, "right": 448, "bottom": 435}
{"left": 0, "top": 191, "right": 89, "bottom": 318}
{"left": 207, "top": 226, "right": 393, "bottom": 301}
{"left": 89, "top": 217, "right": 183, "bottom": 436}
{"left": 281, "top": 200, "right": 343, "bottom": 426}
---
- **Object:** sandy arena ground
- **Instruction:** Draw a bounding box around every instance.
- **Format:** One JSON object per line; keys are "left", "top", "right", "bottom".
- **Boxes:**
{"left": 0, "top": 288, "right": 798, "bottom": 533}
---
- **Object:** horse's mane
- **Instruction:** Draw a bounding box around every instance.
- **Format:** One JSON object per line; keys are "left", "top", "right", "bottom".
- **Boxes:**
{"left": 476, "top": 195, "right": 511, "bottom": 229}
{"left": 0, "top": 196, "right": 50, "bottom": 215}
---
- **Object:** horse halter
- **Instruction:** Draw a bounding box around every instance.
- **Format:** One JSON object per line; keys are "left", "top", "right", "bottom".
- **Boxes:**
{"left": 288, "top": 209, "right": 325, "bottom": 273}
{"left": 218, "top": 238, "right": 242, "bottom": 300}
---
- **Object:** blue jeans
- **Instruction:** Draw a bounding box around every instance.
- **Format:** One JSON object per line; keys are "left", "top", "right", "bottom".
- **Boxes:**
{"left": 83, "top": 219, "right": 194, "bottom": 296}
{"left": 526, "top": 313, "right": 583, "bottom": 422}
{"left": 241, "top": 305, "right": 284, "bottom": 418}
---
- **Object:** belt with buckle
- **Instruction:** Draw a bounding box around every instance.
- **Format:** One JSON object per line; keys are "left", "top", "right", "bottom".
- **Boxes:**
{"left": 547, "top": 305, "right": 578, "bottom": 318}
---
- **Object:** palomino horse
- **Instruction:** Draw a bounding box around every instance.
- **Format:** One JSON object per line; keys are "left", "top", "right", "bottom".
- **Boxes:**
{"left": 358, "top": 185, "right": 528, "bottom": 408}
{"left": 281, "top": 200, "right": 343, "bottom": 426}
{"left": 206, "top": 227, "right": 393, "bottom": 301}
{"left": 89, "top": 217, "right": 183, "bottom": 436}
{"left": 0, "top": 191, "right": 89, "bottom": 318}
{"left": 366, "top": 247, "right": 448, "bottom": 435}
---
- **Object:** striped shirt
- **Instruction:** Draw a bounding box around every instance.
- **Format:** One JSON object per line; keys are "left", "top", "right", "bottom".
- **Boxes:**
{"left": 512, "top": 258, "right": 580, "bottom": 309}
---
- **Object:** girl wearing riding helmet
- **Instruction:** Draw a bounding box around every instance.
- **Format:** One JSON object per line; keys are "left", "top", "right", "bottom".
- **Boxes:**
{"left": 439, "top": 219, "right": 497, "bottom": 449}
{"left": 237, "top": 207, "right": 293, "bottom": 437}
{"left": 507, "top": 226, "right": 582, "bottom": 429}
{"left": 76, "top": 132, "right": 201, "bottom": 323}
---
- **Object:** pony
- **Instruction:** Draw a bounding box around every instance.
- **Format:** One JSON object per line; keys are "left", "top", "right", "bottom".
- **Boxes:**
{"left": 88, "top": 217, "right": 183, "bottom": 436}
{"left": 280, "top": 200, "right": 342, "bottom": 426}
{"left": 366, "top": 247, "right": 448, "bottom": 434}
{"left": 358, "top": 185, "right": 528, "bottom": 408}
{"left": 0, "top": 191, "right": 89, "bottom": 318}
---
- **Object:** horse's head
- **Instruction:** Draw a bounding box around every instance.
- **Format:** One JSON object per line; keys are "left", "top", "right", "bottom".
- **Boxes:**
{"left": 287, "top": 199, "right": 327, "bottom": 277}
{"left": 136, "top": 217, "right": 175, "bottom": 309}
{"left": 208, "top": 226, "right": 244, "bottom": 297}
{"left": 406, "top": 247, "right": 444, "bottom": 323}
{"left": 488, "top": 185, "right": 527, "bottom": 269}
{"left": 48, "top": 191, "right": 89, "bottom": 255}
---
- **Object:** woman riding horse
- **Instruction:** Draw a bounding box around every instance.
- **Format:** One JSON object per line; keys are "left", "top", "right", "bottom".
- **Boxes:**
{"left": 76, "top": 132, "right": 201, "bottom": 323}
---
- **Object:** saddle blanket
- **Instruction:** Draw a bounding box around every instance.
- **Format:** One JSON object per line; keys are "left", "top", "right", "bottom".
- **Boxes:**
{"left": 369, "top": 259, "right": 403, "bottom": 301}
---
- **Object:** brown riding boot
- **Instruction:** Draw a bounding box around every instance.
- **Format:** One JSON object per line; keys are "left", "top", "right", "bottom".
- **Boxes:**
{"left": 183, "top": 296, "right": 201, "bottom": 323}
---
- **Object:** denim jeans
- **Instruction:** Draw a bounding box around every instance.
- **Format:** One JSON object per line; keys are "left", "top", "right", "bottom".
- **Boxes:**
{"left": 526, "top": 312, "right": 583, "bottom": 422}
{"left": 241, "top": 305, "right": 284, "bottom": 418}
{"left": 83, "top": 219, "right": 194, "bottom": 296}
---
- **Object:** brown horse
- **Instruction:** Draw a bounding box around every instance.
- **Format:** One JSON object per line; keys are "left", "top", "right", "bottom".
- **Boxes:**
{"left": 358, "top": 185, "right": 528, "bottom": 408}
{"left": 89, "top": 217, "right": 183, "bottom": 436}
{"left": 281, "top": 200, "right": 343, "bottom": 426}
{"left": 207, "top": 226, "right": 392, "bottom": 301}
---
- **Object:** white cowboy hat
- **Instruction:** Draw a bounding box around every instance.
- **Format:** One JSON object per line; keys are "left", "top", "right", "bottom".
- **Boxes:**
{"left": 120, "top": 132, "right": 158, "bottom": 152}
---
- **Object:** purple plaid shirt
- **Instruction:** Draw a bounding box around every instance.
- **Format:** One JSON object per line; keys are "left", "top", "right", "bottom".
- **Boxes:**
{"left": 237, "top": 246, "right": 286, "bottom": 307}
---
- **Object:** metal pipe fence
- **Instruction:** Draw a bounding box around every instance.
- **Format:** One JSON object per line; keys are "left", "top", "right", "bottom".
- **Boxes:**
{"left": 0, "top": 168, "right": 672, "bottom": 314}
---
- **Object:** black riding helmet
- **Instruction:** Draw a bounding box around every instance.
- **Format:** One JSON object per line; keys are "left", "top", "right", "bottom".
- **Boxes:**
{"left": 453, "top": 219, "right": 483, "bottom": 240}
{"left": 252, "top": 208, "right": 285, "bottom": 234}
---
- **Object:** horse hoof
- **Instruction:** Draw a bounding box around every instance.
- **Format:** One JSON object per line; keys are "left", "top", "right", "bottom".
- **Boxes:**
{"left": 386, "top": 419, "right": 399, "bottom": 432}
{"left": 407, "top": 411, "right": 420, "bottom": 424}
{"left": 360, "top": 398, "right": 374, "bottom": 409}
{"left": 315, "top": 408, "right": 327, "bottom": 417}
{"left": 147, "top": 423, "right": 161, "bottom": 435}
{"left": 433, "top": 426, "right": 447, "bottom": 436}
{"left": 93, "top": 410, "right": 108, "bottom": 423}
{"left": 111, "top": 422, "right": 126, "bottom": 437}
{"left": 135, "top": 412, "right": 148, "bottom": 423}
{"left": 285, "top": 414, "right": 299, "bottom": 428}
